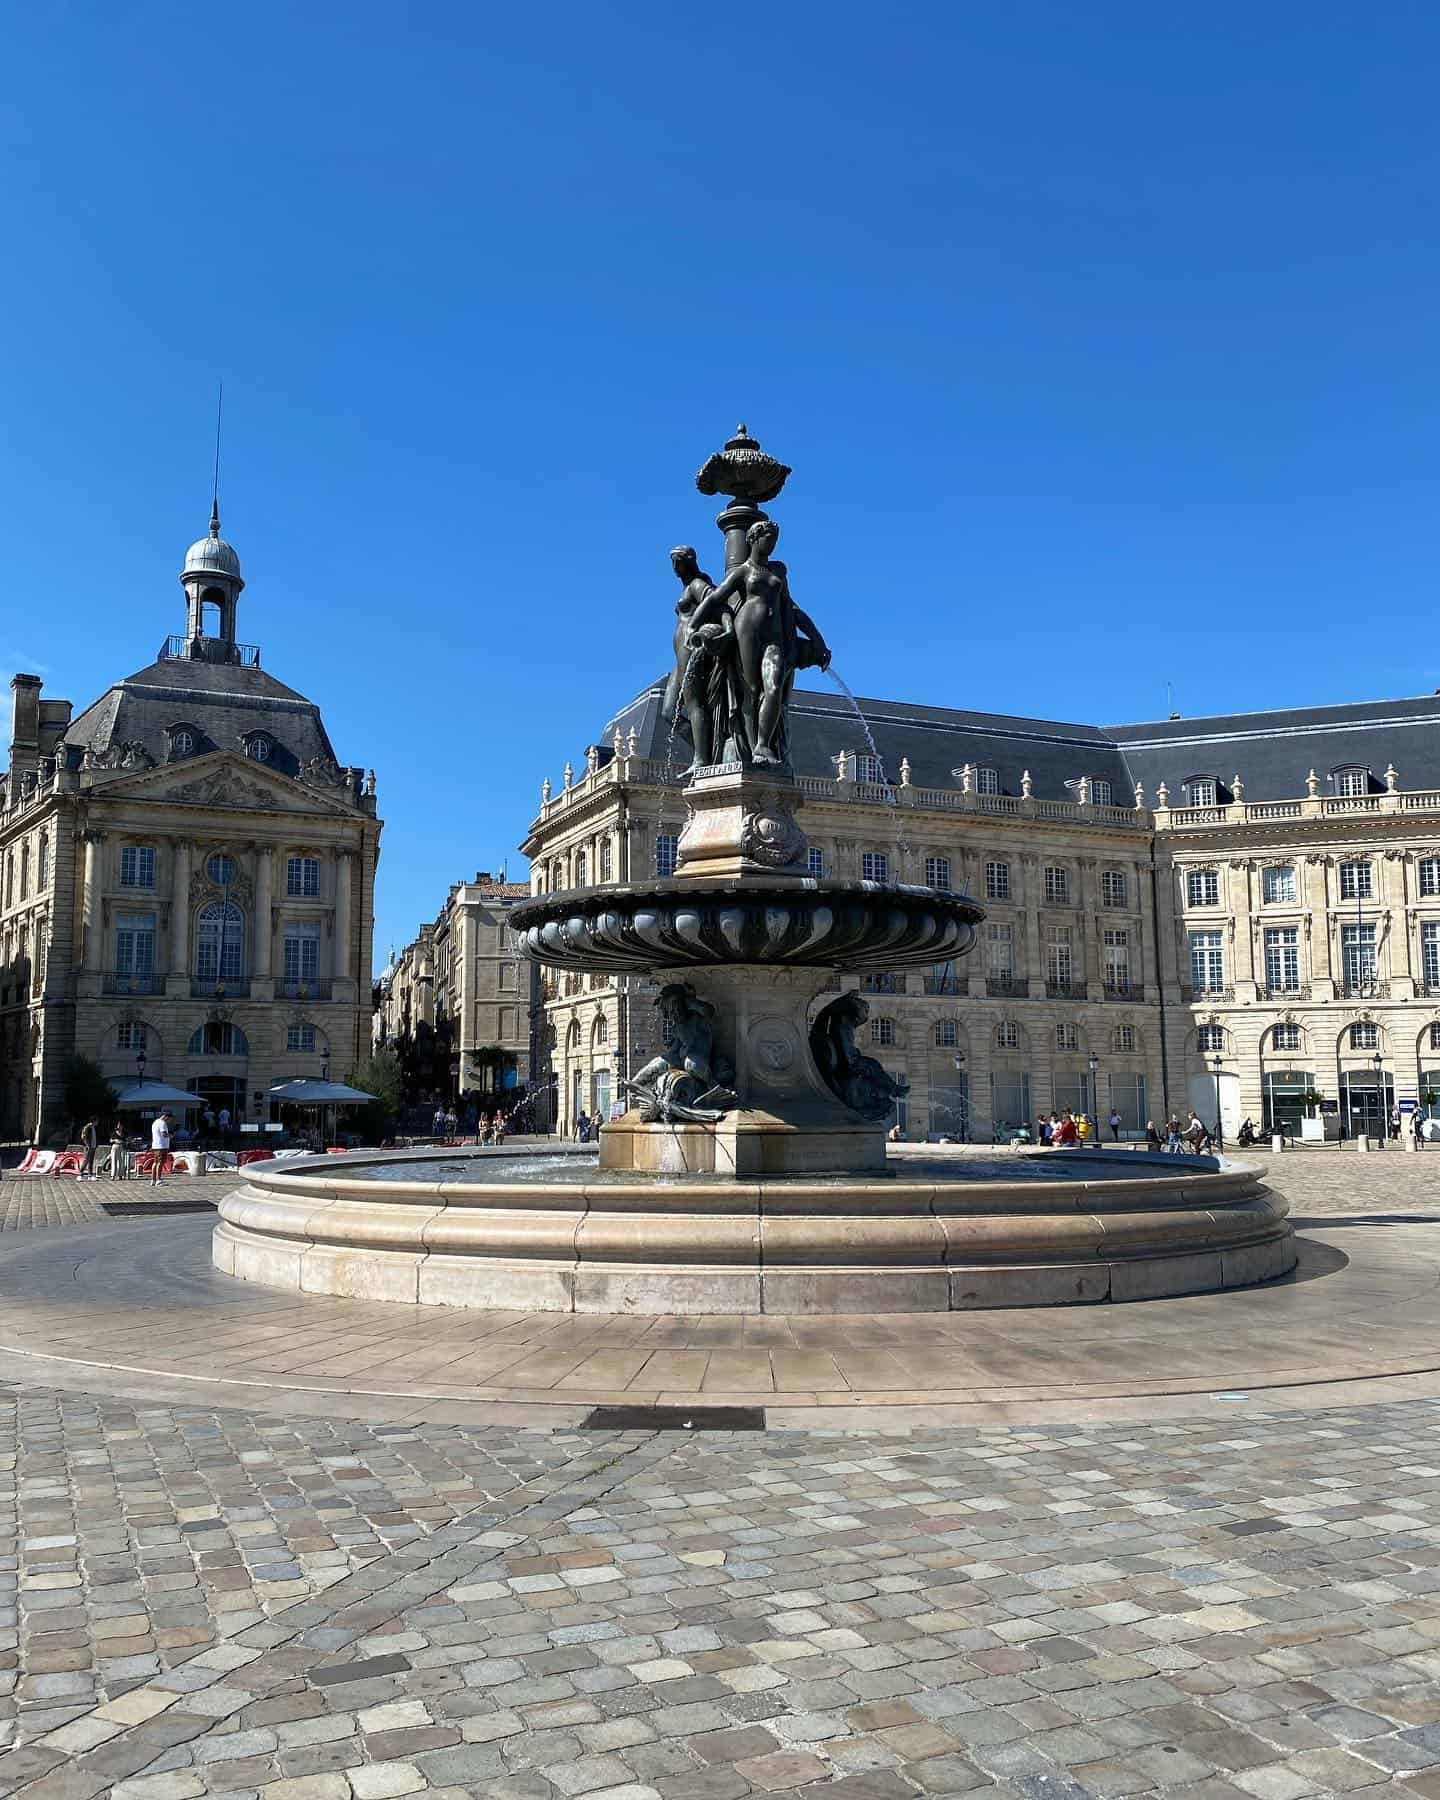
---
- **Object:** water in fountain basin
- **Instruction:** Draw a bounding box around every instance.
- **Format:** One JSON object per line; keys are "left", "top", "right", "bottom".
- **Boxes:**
{"left": 824, "top": 667, "right": 897, "bottom": 807}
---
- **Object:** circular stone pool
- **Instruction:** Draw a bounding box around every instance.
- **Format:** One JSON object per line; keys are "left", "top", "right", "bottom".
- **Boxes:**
{"left": 212, "top": 1144, "right": 1296, "bottom": 1316}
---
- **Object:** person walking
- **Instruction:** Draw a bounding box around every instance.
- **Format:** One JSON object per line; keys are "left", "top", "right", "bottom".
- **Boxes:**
{"left": 1108, "top": 1106, "right": 1123, "bottom": 1143}
{"left": 109, "top": 1118, "right": 127, "bottom": 1179}
{"left": 432, "top": 1104, "right": 446, "bottom": 1138}
{"left": 79, "top": 1118, "right": 98, "bottom": 1180}
{"left": 1165, "top": 1115, "right": 1184, "bottom": 1154}
{"left": 150, "top": 1111, "right": 172, "bottom": 1187}
{"left": 1415, "top": 1109, "right": 1427, "bottom": 1152}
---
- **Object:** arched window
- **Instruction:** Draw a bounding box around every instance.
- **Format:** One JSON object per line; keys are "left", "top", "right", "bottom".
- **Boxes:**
{"left": 37, "top": 833, "right": 48, "bottom": 888}
{"left": 188, "top": 1022, "right": 249, "bottom": 1055}
{"left": 169, "top": 725, "right": 198, "bottom": 759}
{"left": 933, "top": 1018, "right": 958, "bottom": 1048}
{"left": 575, "top": 849, "right": 588, "bottom": 887}
{"left": 244, "top": 734, "right": 272, "bottom": 762}
{"left": 996, "top": 1021, "right": 1021, "bottom": 1051}
{"left": 600, "top": 838, "right": 613, "bottom": 882}
{"left": 593, "top": 1016, "right": 608, "bottom": 1046}
{"left": 195, "top": 902, "right": 244, "bottom": 984}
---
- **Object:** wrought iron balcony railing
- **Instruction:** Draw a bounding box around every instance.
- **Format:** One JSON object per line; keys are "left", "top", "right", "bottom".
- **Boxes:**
{"left": 105, "top": 972, "right": 165, "bottom": 996}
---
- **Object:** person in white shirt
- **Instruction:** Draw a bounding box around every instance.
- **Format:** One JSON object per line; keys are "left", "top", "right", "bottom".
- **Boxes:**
{"left": 150, "top": 1111, "right": 171, "bottom": 1187}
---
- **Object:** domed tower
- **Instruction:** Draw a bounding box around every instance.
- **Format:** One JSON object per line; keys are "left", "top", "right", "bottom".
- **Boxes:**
{"left": 180, "top": 501, "right": 245, "bottom": 661}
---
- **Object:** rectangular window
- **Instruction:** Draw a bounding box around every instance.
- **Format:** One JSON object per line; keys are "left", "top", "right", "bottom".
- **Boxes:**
{"left": 1273, "top": 1022, "right": 1301, "bottom": 1051}
{"left": 287, "top": 855, "right": 320, "bottom": 898}
{"left": 925, "top": 856, "right": 951, "bottom": 891}
{"left": 1187, "top": 778, "right": 1219, "bottom": 807}
{"left": 986, "top": 922, "right": 1013, "bottom": 976}
{"left": 1350, "top": 1021, "right": 1378, "bottom": 1050}
{"left": 1101, "top": 870, "right": 1127, "bottom": 908}
{"left": 1263, "top": 927, "right": 1300, "bottom": 992}
{"left": 1334, "top": 769, "right": 1369, "bottom": 797}
{"left": 1186, "top": 868, "right": 1219, "bottom": 907}
{"left": 1114, "top": 1024, "right": 1136, "bottom": 1052}
{"left": 115, "top": 911, "right": 156, "bottom": 977}
{"left": 287, "top": 1024, "right": 317, "bottom": 1053}
{"left": 1197, "top": 1024, "right": 1225, "bottom": 1052}
{"left": 1044, "top": 866, "right": 1069, "bottom": 904}
{"left": 1419, "top": 857, "right": 1440, "bottom": 899}
{"left": 869, "top": 1017, "right": 895, "bottom": 1046}
{"left": 854, "top": 753, "right": 884, "bottom": 784}
{"left": 1189, "top": 930, "right": 1224, "bottom": 992}
{"left": 862, "top": 851, "right": 889, "bottom": 883}
{"left": 934, "top": 1018, "right": 958, "bottom": 1047}
{"left": 1339, "top": 861, "right": 1373, "bottom": 901}
{"left": 1091, "top": 779, "right": 1113, "bottom": 807}
{"left": 996, "top": 1021, "right": 1020, "bottom": 1051}
{"left": 1103, "top": 927, "right": 1130, "bottom": 990}
{"left": 985, "top": 860, "right": 1010, "bottom": 901}
{"left": 1045, "top": 925, "right": 1073, "bottom": 988}
{"left": 1432, "top": 1024, "right": 1440, "bottom": 1051}
{"left": 975, "top": 766, "right": 999, "bottom": 795}
{"left": 1422, "top": 922, "right": 1440, "bottom": 990}
{"left": 116, "top": 1022, "right": 146, "bottom": 1050}
{"left": 1341, "top": 922, "right": 1376, "bottom": 988}
{"left": 807, "top": 847, "right": 825, "bottom": 879}
{"left": 1262, "top": 865, "right": 1297, "bottom": 905}
{"left": 1055, "top": 1022, "right": 1077, "bottom": 1051}
{"left": 655, "top": 833, "right": 678, "bottom": 879}
{"left": 120, "top": 846, "right": 156, "bottom": 889}
{"left": 600, "top": 839, "right": 613, "bottom": 882}
{"left": 283, "top": 921, "right": 321, "bottom": 985}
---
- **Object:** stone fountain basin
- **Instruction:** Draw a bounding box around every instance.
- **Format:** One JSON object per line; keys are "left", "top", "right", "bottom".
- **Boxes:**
{"left": 510, "top": 878, "right": 983, "bottom": 973}
{"left": 212, "top": 1145, "right": 1295, "bottom": 1315}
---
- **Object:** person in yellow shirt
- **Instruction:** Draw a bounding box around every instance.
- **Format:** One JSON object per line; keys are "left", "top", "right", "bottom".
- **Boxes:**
{"left": 1077, "top": 1112, "right": 1092, "bottom": 1144}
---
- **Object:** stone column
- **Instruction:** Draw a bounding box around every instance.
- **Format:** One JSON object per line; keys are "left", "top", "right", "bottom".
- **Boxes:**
{"left": 253, "top": 847, "right": 273, "bottom": 993}
{"left": 333, "top": 851, "right": 353, "bottom": 992}
{"left": 167, "top": 839, "right": 192, "bottom": 997}
{"left": 1306, "top": 856, "right": 1333, "bottom": 995}
{"left": 80, "top": 831, "right": 104, "bottom": 974}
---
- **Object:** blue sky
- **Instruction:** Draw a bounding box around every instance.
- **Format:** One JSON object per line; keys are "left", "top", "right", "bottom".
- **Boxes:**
{"left": 3, "top": 1, "right": 1438, "bottom": 966}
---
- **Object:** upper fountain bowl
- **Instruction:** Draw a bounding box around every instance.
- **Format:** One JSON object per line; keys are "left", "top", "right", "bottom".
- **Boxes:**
{"left": 510, "top": 878, "right": 982, "bottom": 976}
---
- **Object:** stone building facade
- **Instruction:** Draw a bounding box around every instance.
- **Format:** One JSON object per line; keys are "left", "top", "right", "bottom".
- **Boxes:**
{"left": 520, "top": 683, "right": 1440, "bottom": 1142}
{"left": 0, "top": 508, "right": 381, "bottom": 1141}
{"left": 375, "top": 879, "right": 536, "bottom": 1110}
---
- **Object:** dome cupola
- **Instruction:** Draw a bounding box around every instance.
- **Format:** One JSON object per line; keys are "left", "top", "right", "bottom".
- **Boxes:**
{"left": 179, "top": 501, "right": 246, "bottom": 661}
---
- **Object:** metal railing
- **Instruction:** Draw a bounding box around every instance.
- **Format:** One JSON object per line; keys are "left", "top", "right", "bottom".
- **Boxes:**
{"left": 861, "top": 974, "right": 902, "bottom": 994}
{"left": 1045, "top": 978, "right": 1079, "bottom": 999}
{"left": 986, "top": 975, "right": 1025, "bottom": 997}
{"left": 1259, "top": 982, "right": 1310, "bottom": 1001}
{"left": 1337, "top": 979, "right": 1390, "bottom": 1000}
{"left": 191, "top": 978, "right": 251, "bottom": 998}
{"left": 105, "top": 972, "right": 165, "bottom": 995}
{"left": 277, "top": 979, "right": 333, "bottom": 1001}
{"left": 1103, "top": 980, "right": 1136, "bottom": 1001}
{"left": 924, "top": 975, "right": 964, "bottom": 995}
{"left": 161, "top": 634, "right": 262, "bottom": 667}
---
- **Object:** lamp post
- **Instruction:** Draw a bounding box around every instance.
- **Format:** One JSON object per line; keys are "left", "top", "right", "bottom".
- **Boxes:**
{"left": 135, "top": 1049, "right": 146, "bottom": 1089}
{"left": 1211, "top": 1052, "right": 1225, "bottom": 1152}
{"left": 952, "top": 1049, "right": 968, "bottom": 1143}
{"left": 1088, "top": 1052, "right": 1100, "bottom": 1145}
{"left": 1373, "top": 1048, "right": 1386, "bottom": 1148}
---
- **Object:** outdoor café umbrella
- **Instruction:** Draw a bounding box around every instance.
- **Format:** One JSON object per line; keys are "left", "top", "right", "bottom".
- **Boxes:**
{"left": 268, "top": 1078, "right": 377, "bottom": 1146}
{"left": 112, "top": 1081, "right": 204, "bottom": 1109}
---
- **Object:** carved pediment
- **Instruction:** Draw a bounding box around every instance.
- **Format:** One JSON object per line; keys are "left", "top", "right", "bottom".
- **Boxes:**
{"left": 89, "top": 752, "right": 357, "bottom": 817}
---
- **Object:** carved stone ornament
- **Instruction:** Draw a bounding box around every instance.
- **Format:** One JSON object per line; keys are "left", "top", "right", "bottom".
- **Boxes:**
{"left": 738, "top": 805, "right": 805, "bottom": 870}
{"left": 167, "top": 770, "right": 278, "bottom": 811}
{"left": 300, "top": 754, "right": 345, "bottom": 788}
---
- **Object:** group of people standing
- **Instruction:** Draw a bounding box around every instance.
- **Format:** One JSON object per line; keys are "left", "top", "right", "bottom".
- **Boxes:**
{"left": 1032, "top": 1106, "right": 1125, "bottom": 1147}
{"left": 430, "top": 1104, "right": 509, "bottom": 1145}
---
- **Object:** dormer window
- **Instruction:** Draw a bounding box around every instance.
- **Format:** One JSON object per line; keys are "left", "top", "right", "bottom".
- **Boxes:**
{"left": 975, "top": 766, "right": 999, "bottom": 795}
{"left": 244, "top": 733, "right": 272, "bottom": 762}
{"left": 854, "top": 752, "right": 885, "bottom": 783}
{"left": 167, "top": 724, "right": 200, "bottom": 760}
{"left": 1183, "top": 776, "right": 1221, "bottom": 807}
{"left": 1332, "top": 766, "right": 1371, "bottom": 798}
{"left": 1091, "top": 777, "right": 1113, "bottom": 807}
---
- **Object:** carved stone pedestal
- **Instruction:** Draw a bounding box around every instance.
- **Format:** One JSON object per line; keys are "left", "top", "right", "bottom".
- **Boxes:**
{"left": 600, "top": 965, "right": 891, "bottom": 1178}
{"left": 674, "top": 767, "right": 808, "bottom": 885}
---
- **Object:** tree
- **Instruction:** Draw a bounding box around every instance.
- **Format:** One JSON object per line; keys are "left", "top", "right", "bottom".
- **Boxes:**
{"left": 348, "top": 1047, "right": 404, "bottom": 1143}
{"left": 60, "top": 1056, "right": 120, "bottom": 1140}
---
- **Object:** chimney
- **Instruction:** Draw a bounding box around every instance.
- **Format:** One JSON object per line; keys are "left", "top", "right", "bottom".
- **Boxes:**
{"left": 9, "top": 674, "right": 42, "bottom": 784}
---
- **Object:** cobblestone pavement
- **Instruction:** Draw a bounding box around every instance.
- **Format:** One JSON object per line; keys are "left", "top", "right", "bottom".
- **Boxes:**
{"left": 0, "top": 1175, "right": 216, "bottom": 1234}
{"left": 2, "top": 1392, "right": 1440, "bottom": 1796}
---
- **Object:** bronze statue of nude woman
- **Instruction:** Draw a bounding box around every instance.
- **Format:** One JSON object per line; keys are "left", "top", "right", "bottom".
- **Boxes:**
{"left": 686, "top": 518, "right": 830, "bottom": 767}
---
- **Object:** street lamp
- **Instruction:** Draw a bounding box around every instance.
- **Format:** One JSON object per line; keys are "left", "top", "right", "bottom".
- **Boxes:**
{"left": 1211, "top": 1052, "right": 1225, "bottom": 1152}
{"left": 135, "top": 1049, "right": 146, "bottom": 1089}
{"left": 952, "top": 1049, "right": 968, "bottom": 1143}
{"left": 1373, "top": 1048, "right": 1386, "bottom": 1147}
{"left": 1087, "top": 1052, "right": 1101, "bottom": 1145}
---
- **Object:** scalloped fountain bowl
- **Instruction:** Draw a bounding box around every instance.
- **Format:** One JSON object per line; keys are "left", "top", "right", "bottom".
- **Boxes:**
{"left": 211, "top": 1143, "right": 1296, "bottom": 1315}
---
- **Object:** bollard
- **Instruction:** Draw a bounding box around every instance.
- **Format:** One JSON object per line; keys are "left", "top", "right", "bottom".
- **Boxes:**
{"left": 1271, "top": 1134, "right": 1284, "bottom": 1153}
{"left": 1356, "top": 1134, "right": 1370, "bottom": 1152}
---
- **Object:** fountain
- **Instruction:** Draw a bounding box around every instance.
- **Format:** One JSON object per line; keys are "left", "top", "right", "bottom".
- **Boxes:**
{"left": 214, "top": 428, "right": 1294, "bottom": 1314}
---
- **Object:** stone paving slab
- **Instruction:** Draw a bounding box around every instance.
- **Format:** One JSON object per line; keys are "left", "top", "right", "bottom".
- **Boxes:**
{"left": 1, "top": 1213, "right": 1439, "bottom": 1427}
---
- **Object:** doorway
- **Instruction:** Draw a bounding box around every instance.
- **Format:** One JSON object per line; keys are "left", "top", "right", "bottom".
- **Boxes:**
{"left": 1340, "top": 1070, "right": 1394, "bottom": 1139}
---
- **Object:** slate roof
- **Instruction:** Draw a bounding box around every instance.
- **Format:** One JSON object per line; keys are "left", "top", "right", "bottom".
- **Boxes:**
{"left": 600, "top": 680, "right": 1440, "bottom": 807}
{"left": 63, "top": 653, "right": 339, "bottom": 781}
{"left": 601, "top": 680, "right": 1132, "bottom": 801}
